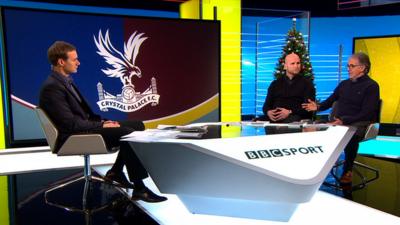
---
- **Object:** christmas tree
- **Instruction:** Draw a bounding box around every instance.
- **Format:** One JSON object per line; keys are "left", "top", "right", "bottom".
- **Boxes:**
{"left": 273, "top": 18, "right": 314, "bottom": 81}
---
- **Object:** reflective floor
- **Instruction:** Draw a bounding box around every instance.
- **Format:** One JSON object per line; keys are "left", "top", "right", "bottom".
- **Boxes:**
{"left": 10, "top": 154, "right": 400, "bottom": 225}
{"left": 12, "top": 170, "right": 158, "bottom": 225}
{"left": 321, "top": 154, "right": 400, "bottom": 217}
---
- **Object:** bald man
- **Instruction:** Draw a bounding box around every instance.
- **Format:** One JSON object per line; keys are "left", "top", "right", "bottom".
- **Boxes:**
{"left": 262, "top": 53, "right": 315, "bottom": 123}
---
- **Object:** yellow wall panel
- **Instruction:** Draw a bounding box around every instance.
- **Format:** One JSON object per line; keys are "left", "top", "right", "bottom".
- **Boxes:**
{"left": 0, "top": 176, "right": 9, "bottom": 225}
{"left": 180, "top": 0, "right": 200, "bottom": 19}
{"left": 355, "top": 38, "right": 400, "bottom": 123}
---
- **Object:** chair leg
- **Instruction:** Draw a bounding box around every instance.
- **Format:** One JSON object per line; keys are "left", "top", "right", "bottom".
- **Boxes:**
{"left": 84, "top": 154, "right": 91, "bottom": 180}
{"left": 45, "top": 155, "right": 115, "bottom": 212}
{"left": 322, "top": 160, "right": 344, "bottom": 190}
{"left": 44, "top": 176, "right": 86, "bottom": 210}
{"left": 83, "top": 154, "right": 91, "bottom": 207}
{"left": 83, "top": 155, "right": 107, "bottom": 182}
{"left": 323, "top": 160, "right": 379, "bottom": 191}
{"left": 83, "top": 175, "right": 90, "bottom": 208}
{"left": 350, "top": 161, "right": 379, "bottom": 191}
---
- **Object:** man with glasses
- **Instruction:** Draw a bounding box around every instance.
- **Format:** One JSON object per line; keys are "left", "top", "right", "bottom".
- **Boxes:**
{"left": 302, "top": 52, "right": 380, "bottom": 185}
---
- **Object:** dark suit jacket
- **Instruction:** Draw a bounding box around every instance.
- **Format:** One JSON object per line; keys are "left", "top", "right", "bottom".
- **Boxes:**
{"left": 39, "top": 71, "right": 103, "bottom": 152}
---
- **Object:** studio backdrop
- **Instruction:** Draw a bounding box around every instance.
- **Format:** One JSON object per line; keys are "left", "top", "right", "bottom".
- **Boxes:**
{"left": 0, "top": 6, "right": 220, "bottom": 147}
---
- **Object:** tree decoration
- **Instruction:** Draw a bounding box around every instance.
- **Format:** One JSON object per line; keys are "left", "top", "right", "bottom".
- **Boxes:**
{"left": 273, "top": 18, "right": 314, "bottom": 81}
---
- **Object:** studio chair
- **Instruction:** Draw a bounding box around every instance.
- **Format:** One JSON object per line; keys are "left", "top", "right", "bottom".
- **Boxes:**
{"left": 35, "top": 107, "right": 118, "bottom": 212}
{"left": 324, "top": 123, "right": 380, "bottom": 191}
{"left": 323, "top": 101, "right": 381, "bottom": 191}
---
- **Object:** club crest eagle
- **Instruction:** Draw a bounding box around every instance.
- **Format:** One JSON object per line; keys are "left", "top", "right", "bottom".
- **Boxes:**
{"left": 94, "top": 29, "right": 147, "bottom": 86}
{"left": 93, "top": 29, "right": 160, "bottom": 113}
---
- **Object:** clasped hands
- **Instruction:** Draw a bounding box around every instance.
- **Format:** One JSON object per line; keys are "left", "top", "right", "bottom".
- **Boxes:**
{"left": 267, "top": 107, "right": 291, "bottom": 122}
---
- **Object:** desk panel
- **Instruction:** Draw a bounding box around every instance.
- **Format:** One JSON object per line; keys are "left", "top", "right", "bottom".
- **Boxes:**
{"left": 125, "top": 123, "right": 355, "bottom": 221}
{"left": 359, "top": 136, "right": 400, "bottom": 159}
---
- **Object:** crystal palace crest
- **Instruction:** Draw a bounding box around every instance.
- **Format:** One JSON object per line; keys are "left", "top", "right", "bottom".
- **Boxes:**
{"left": 94, "top": 29, "right": 160, "bottom": 112}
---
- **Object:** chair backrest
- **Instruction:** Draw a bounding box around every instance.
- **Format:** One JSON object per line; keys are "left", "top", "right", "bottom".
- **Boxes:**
{"left": 364, "top": 99, "right": 381, "bottom": 141}
{"left": 35, "top": 107, "right": 58, "bottom": 151}
{"left": 35, "top": 107, "right": 111, "bottom": 156}
{"left": 363, "top": 123, "right": 380, "bottom": 141}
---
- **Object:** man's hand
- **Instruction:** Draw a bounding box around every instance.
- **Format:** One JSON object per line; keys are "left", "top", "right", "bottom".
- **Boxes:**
{"left": 328, "top": 118, "right": 343, "bottom": 125}
{"left": 267, "top": 108, "right": 291, "bottom": 121}
{"left": 274, "top": 107, "right": 291, "bottom": 121}
{"left": 267, "top": 109, "right": 279, "bottom": 121}
{"left": 302, "top": 99, "right": 317, "bottom": 112}
{"left": 103, "top": 120, "right": 120, "bottom": 128}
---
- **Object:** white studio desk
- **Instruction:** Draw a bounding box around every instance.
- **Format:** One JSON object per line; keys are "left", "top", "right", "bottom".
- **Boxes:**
{"left": 122, "top": 122, "right": 357, "bottom": 221}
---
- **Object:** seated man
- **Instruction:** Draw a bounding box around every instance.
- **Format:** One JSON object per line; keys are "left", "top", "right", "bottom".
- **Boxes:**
{"left": 262, "top": 53, "right": 315, "bottom": 123}
{"left": 302, "top": 52, "right": 380, "bottom": 184}
{"left": 39, "top": 41, "right": 167, "bottom": 203}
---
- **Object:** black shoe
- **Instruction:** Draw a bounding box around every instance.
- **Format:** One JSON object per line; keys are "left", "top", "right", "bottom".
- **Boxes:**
{"left": 131, "top": 187, "right": 168, "bottom": 203}
{"left": 104, "top": 170, "right": 135, "bottom": 189}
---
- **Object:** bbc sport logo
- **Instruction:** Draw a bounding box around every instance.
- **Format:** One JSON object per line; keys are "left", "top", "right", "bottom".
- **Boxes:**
{"left": 93, "top": 29, "right": 160, "bottom": 112}
{"left": 245, "top": 146, "right": 324, "bottom": 159}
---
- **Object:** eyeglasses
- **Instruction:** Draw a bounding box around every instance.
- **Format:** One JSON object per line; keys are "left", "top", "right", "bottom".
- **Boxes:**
{"left": 347, "top": 64, "right": 362, "bottom": 69}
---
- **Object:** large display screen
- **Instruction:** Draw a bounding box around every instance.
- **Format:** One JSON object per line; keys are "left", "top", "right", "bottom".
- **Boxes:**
{"left": 1, "top": 7, "right": 220, "bottom": 147}
{"left": 353, "top": 35, "right": 400, "bottom": 124}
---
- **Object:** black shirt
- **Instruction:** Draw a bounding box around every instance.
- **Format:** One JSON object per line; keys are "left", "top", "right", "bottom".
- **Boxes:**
{"left": 319, "top": 75, "right": 380, "bottom": 125}
{"left": 262, "top": 75, "right": 316, "bottom": 120}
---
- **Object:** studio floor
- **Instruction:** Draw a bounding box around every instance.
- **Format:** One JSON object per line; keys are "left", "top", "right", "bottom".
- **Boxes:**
{"left": 9, "top": 154, "right": 400, "bottom": 225}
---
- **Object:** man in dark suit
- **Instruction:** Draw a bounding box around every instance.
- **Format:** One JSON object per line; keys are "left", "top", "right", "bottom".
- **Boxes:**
{"left": 302, "top": 52, "right": 380, "bottom": 185}
{"left": 39, "top": 41, "right": 166, "bottom": 203}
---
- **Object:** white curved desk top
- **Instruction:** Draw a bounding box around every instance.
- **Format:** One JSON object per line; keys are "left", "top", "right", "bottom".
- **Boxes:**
{"left": 123, "top": 123, "right": 354, "bottom": 185}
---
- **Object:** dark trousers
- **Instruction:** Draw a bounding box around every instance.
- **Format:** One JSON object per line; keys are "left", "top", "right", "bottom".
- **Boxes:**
{"left": 280, "top": 114, "right": 302, "bottom": 123}
{"left": 342, "top": 121, "right": 369, "bottom": 173}
{"left": 92, "top": 120, "right": 148, "bottom": 181}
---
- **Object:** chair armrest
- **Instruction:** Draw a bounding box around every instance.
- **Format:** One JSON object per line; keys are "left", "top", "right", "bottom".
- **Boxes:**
{"left": 58, "top": 134, "right": 109, "bottom": 156}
